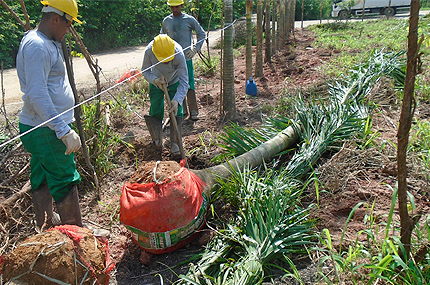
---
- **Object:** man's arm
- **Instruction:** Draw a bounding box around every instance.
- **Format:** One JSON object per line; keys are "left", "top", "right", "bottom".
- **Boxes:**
{"left": 191, "top": 17, "right": 206, "bottom": 51}
{"left": 172, "top": 51, "right": 189, "bottom": 105}
{"left": 142, "top": 47, "right": 157, "bottom": 85}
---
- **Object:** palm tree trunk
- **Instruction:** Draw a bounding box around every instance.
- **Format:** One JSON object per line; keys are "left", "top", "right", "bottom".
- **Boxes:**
{"left": 246, "top": 0, "right": 253, "bottom": 80}
{"left": 272, "top": 0, "right": 277, "bottom": 54}
{"left": 193, "top": 126, "right": 299, "bottom": 195}
{"left": 286, "top": 0, "right": 295, "bottom": 39}
{"left": 265, "top": 0, "right": 271, "bottom": 63}
{"left": 279, "top": 0, "right": 286, "bottom": 47}
{"left": 222, "top": 0, "right": 236, "bottom": 120}
{"left": 255, "top": 0, "right": 264, "bottom": 77}
{"left": 276, "top": 0, "right": 281, "bottom": 50}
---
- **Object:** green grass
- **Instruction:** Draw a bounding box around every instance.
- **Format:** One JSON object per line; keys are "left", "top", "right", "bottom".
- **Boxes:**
{"left": 309, "top": 19, "right": 428, "bottom": 77}
{"left": 409, "top": 119, "right": 430, "bottom": 170}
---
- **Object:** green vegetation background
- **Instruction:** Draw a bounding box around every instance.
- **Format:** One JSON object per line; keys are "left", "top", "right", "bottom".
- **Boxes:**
{"left": 0, "top": 0, "right": 335, "bottom": 69}
{"left": 1, "top": 0, "right": 429, "bottom": 69}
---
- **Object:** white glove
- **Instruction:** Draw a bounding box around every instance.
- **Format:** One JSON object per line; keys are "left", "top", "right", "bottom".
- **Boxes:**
{"left": 154, "top": 77, "right": 167, "bottom": 90}
{"left": 169, "top": 100, "right": 179, "bottom": 115}
{"left": 185, "top": 47, "right": 198, "bottom": 59}
{"left": 61, "top": 129, "right": 82, "bottom": 155}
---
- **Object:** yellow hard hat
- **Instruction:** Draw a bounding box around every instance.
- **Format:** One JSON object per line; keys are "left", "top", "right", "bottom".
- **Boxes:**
{"left": 167, "top": 0, "right": 184, "bottom": 6}
{"left": 152, "top": 35, "right": 175, "bottom": 63}
{"left": 40, "top": 0, "right": 82, "bottom": 24}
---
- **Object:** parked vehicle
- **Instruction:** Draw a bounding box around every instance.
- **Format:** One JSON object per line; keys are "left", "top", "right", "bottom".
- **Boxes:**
{"left": 332, "top": 0, "right": 411, "bottom": 18}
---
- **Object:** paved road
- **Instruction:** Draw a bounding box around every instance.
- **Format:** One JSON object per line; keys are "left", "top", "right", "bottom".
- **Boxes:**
{"left": 2, "top": 10, "right": 428, "bottom": 116}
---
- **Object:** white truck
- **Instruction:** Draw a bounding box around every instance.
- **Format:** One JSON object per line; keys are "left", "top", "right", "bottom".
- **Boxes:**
{"left": 332, "top": 0, "right": 411, "bottom": 18}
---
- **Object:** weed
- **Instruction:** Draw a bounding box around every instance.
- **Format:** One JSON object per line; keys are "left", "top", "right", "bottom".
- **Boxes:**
{"left": 356, "top": 116, "right": 380, "bottom": 149}
{"left": 79, "top": 101, "right": 128, "bottom": 177}
{"left": 187, "top": 129, "right": 219, "bottom": 157}
{"left": 194, "top": 53, "right": 220, "bottom": 77}
{"left": 98, "top": 199, "right": 121, "bottom": 226}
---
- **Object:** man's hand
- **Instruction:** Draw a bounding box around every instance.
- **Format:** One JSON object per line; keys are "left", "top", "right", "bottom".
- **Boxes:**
{"left": 154, "top": 77, "right": 167, "bottom": 90}
{"left": 185, "top": 47, "right": 198, "bottom": 59}
{"left": 169, "top": 100, "right": 179, "bottom": 115}
{"left": 61, "top": 130, "right": 82, "bottom": 155}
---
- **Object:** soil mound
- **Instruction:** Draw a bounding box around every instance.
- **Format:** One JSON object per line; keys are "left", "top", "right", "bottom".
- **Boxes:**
{"left": 1, "top": 225, "right": 112, "bottom": 285}
{"left": 128, "top": 160, "right": 181, "bottom": 184}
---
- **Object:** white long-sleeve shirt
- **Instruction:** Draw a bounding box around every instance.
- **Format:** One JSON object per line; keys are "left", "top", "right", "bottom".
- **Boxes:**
{"left": 160, "top": 13, "right": 206, "bottom": 61}
{"left": 142, "top": 40, "right": 189, "bottom": 105}
{"left": 17, "top": 30, "right": 74, "bottom": 139}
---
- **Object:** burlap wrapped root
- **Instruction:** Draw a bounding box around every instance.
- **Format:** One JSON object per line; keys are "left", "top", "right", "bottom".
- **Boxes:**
{"left": 0, "top": 225, "right": 114, "bottom": 285}
{"left": 120, "top": 160, "right": 208, "bottom": 254}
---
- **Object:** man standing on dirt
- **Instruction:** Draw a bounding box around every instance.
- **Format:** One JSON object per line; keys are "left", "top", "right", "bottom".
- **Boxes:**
{"left": 142, "top": 34, "right": 189, "bottom": 155}
{"left": 161, "top": 0, "right": 206, "bottom": 121}
{"left": 17, "top": 0, "right": 83, "bottom": 230}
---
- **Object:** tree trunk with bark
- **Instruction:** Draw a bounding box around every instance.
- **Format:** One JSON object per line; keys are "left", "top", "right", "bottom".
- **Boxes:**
{"left": 265, "top": 0, "right": 272, "bottom": 63}
{"left": 246, "top": 0, "right": 253, "bottom": 80}
{"left": 272, "top": 0, "right": 277, "bottom": 54}
{"left": 397, "top": 0, "right": 421, "bottom": 260}
{"left": 255, "top": 0, "right": 264, "bottom": 77}
{"left": 222, "top": 0, "right": 236, "bottom": 121}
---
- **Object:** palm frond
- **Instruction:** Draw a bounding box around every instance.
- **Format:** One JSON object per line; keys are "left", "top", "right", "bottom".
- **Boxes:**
{"left": 177, "top": 50, "right": 406, "bottom": 285}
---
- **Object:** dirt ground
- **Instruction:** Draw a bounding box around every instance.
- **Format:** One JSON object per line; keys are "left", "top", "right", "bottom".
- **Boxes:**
{"left": 2, "top": 25, "right": 430, "bottom": 284}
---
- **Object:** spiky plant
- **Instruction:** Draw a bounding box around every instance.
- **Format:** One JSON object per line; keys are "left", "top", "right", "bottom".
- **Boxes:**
{"left": 177, "top": 50, "right": 406, "bottom": 285}
{"left": 286, "top": 49, "right": 405, "bottom": 179}
{"left": 178, "top": 164, "right": 314, "bottom": 285}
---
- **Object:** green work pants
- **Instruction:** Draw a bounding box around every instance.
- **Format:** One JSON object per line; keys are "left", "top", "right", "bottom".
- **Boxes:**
{"left": 149, "top": 81, "right": 183, "bottom": 121}
{"left": 186, "top": 60, "right": 195, "bottom": 90}
{"left": 19, "top": 123, "right": 81, "bottom": 202}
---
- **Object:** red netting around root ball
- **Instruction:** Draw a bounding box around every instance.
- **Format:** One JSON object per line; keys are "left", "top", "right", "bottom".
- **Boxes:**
{"left": 1, "top": 225, "right": 114, "bottom": 285}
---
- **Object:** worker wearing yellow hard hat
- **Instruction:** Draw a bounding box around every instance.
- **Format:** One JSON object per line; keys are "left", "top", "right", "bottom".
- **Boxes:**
{"left": 152, "top": 34, "right": 177, "bottom": 63}
{"left": 40, "top": 0, "right": 82, "bottom": 24}
{"left": 161, "top": 0, "right": 206, "bottom": 121}
{"left": 167, "top": 0, "right": 184, "bottom": 5}
{"left": 142, "top": 34, "right": 189, "bottom": 155}
{"left": 17, "top": 0, "right": 84, "bottom": 231}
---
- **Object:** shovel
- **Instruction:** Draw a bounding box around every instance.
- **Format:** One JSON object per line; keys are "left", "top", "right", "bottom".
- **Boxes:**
{"left": 161, "top": 84, "right": 188, "bottom": 168}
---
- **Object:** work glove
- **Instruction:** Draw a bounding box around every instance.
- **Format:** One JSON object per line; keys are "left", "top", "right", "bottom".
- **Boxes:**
{"left": 185, "top": 47, "right": 198, "bottom": 59}
{"left": 61, "top": 129, "right": 82, "bottom": 155}
{"left": 169, "top": 100, "right": 179, "bottom": 115}
{"left": 154, "top": 77, "right": 167, "bottom": 90}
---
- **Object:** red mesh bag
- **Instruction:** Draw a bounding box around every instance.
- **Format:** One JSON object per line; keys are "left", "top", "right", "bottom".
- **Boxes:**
{"left": 120, "top": 164, "right": 208, "bottom": 254}
{"left": 115, "top": 68, "right": 142, "bottom": 83}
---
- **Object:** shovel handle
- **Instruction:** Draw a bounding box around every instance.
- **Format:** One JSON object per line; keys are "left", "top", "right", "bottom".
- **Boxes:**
{"left": 162, "top": 85, "right": 188, "bottom": 168}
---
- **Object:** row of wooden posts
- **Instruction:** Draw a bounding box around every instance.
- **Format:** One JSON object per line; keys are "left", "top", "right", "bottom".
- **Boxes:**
{"left": 221, "top": 0, "right": 296, "bottom": 120}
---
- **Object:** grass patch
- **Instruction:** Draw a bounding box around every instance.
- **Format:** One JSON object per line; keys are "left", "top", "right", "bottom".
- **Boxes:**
{"left": 310, "top": 18, "right": 430, "bottom": 77}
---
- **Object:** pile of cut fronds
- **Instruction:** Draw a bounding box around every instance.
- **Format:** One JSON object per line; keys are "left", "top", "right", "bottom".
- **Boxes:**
{"left": 179, "top": 164, "right": 313, "bottom": 285}
{"left": 176, "top": 49, "right": 405, "bottom": 284}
